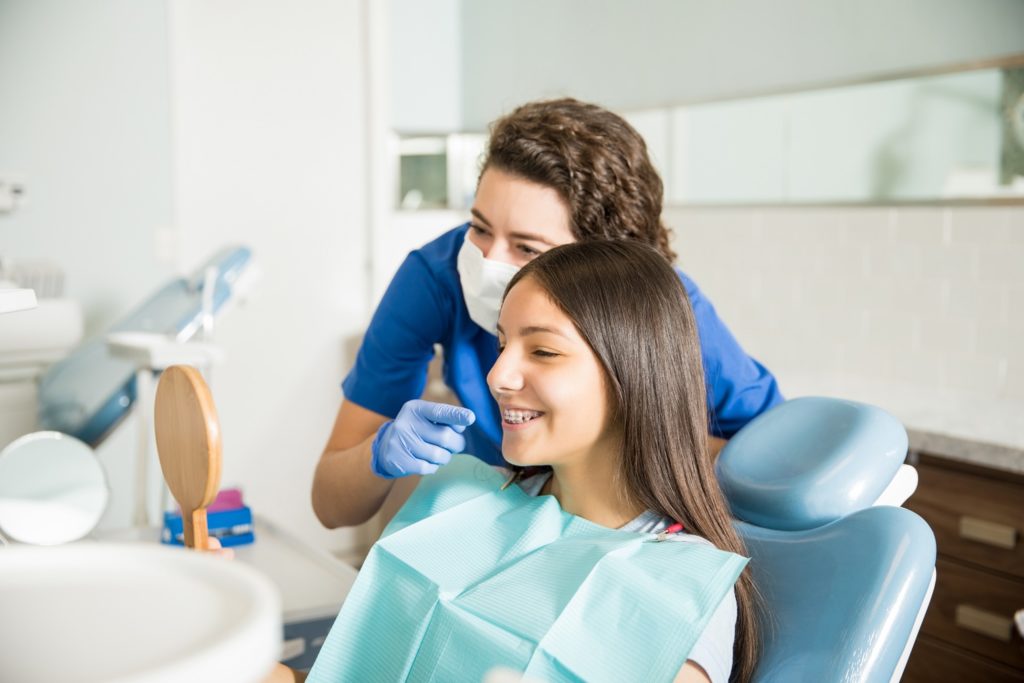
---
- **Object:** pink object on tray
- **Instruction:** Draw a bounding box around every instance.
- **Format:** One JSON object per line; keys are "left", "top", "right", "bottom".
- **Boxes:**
{"left": 208, "top": 488, "right": 245, "bottom": 512}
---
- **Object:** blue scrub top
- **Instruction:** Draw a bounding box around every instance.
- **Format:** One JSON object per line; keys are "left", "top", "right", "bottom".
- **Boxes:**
{"left": 343, "top": 224, "right": 783, "bottom": 466}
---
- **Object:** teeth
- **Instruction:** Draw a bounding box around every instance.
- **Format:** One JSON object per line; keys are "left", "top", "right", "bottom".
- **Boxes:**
{"left": 503, "top": 409, "right": 543, "bottom": 424}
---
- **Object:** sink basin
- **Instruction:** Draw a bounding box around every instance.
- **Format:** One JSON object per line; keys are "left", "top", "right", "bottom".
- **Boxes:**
{"left": 0, "top": 543, "right": 281, "bottom": 683}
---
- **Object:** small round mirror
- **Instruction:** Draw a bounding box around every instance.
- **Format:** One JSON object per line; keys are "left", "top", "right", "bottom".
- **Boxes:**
{"left": 0, "top": 431, "right": 109, "bottom": 545}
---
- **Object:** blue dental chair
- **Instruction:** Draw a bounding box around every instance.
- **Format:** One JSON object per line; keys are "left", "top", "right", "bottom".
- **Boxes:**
{"left": 36, "top": 246, "right": 255, "bottom": 446}
{"left": 717, "top": 397, "right": 936, "bottom": 683}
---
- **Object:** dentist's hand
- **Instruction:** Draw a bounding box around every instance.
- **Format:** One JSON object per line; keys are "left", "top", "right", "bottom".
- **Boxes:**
{"left": 370, "top": 400, "right": 476, "bottom": 479}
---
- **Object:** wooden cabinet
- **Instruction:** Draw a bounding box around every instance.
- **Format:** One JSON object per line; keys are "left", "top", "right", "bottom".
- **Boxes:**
{"left": 903, "top": 453, "right": 1024, "bottom": 682}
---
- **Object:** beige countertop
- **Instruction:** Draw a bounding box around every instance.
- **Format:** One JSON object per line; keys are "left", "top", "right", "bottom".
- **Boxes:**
{"left": 779, "top": 371, "right": 1024, "bottom": 476}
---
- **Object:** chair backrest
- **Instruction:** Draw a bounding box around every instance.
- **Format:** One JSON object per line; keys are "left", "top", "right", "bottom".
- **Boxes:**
{"left": 37, "top": 246, "right": 253, "bottom": 446}
{"left": 717, "top": 397, "right": 936, "bottom": 682}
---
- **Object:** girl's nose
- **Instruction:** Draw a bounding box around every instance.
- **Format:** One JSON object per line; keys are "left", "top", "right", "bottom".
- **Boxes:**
{"left": 487, "top": 349, "right": 524, "bottom": 394}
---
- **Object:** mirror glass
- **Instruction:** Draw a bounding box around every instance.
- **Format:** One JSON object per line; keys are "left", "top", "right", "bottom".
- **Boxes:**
{"left": 396, "top": 59, "right": 1024, "bottom": 207}
{"left": 645, "top": 63, "right": 1024, "bottom": 205}
{"left": 0, "top": 431, "right": 108, "bottom": 545}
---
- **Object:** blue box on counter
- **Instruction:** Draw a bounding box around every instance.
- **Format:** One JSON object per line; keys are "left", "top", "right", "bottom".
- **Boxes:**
{"left": 161, "top": 505, "right": 255, "bottom": 547}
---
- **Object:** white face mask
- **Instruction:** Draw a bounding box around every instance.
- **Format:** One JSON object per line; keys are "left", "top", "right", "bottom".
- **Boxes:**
{"left": 456, "top": 234, "right": 521, "bottom": 334}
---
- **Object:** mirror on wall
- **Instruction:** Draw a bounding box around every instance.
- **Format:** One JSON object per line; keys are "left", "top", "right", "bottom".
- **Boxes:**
{"left": 0, "top": 431, "right": 109, "bottom": 545}
{"left": 397, "top": 56, "right": 1024, "bottom": 208}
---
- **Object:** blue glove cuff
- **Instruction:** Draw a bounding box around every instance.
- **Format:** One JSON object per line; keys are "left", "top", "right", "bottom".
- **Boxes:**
{"left": 370, "top": 420, "right": 396, "bottom": 479}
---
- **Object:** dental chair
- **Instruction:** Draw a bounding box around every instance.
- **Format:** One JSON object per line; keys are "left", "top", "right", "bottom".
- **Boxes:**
{"left": 1, "top": 246, "right": 259, "bottom": 533}
{"left": 717, "top": 397, "right": 936, "bottom": 683}
{"left": 37, "top": 246, "right": 256, "bottom": 447}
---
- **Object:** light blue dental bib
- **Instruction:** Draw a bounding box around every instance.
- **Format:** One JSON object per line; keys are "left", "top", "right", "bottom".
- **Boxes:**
{"left": 308, "top": 456, "right": 747, "bottom": 682}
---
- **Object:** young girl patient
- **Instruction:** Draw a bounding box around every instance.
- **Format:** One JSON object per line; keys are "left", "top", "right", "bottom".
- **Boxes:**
{"left": 278, "top": 241, "right": 758, "bottom": 683}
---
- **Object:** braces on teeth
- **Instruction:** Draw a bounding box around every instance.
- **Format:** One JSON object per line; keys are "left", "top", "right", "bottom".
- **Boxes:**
{"left": 503, "top": 409, "right": 542, "bottom": 424}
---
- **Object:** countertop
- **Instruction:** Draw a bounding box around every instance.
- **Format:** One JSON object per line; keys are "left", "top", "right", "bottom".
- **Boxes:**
{"left": 0, "top": 289, "right": 36, "bottom": 315}
{"left": 779, "top": 371, "right": 1024, "bottom": 476}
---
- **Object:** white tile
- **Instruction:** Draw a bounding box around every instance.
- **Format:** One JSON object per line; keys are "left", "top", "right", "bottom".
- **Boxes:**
{"left": 803, "top": 298, "right": 870, "bottom": 341}
{"left": 838, "top": 340, "right": 895, "bottom": 379}
{"left": 749, "top": 211, "right": 767, "bottom": 242}
{"left": 886, "top": 279, "right": 947, "bottom": 317}
{"left": 863, "top": 310, "right": 918, "bottom": 347}
{"left": 759, "top": 208, "right": 844, "bottom": 246}
{"left": 814, "top": 243, "right": 870, "bottom": 279}
{"left": 1007, "top": 284, "right": 1024, "bottom": 321}
{"left": 843, "top": 208, "right": 896, "bottom": 245}
{"left": 942, "top": 352, "right": 1006, "bottom": 395}
{"left": 886, "top": 349, "right": 945, "bottom": 389}
{"left": 919, "top": 316, "right": 976, "bottom": 355}
{"left": 893, "top": 208, "right": 946, "bottom": 245}
{"left": 802, "top": 274, "right": 857, "bottom": 308}
{"left": 1002, "top": 359, "right": 1024, "bottom": 400}
{"left": 947, "top": 281, "right": 1009, "bottom": 322}
{"left": 976, "top": 245, "right": 1024, "bottom": 284}
{"left": 920, "top": 244, "right": 978, "bottom": 279}
{"left": 683, "top": 208, "right": 758, "bottom": 237}
{"left": 949, "top": 207, "right": 1012, "bottom": 244}
{"left": 845, "top": 277, "right": 944, "bottom": 317}
{"left": 1006, "top": 208, "right": 1024, "bottom": 239}
{"left": 781, "top": 340, "right": 844, "bottom": 376}
{"left": 974, "top": 321, "right": 1024, "bottom": 359}
{"left": 866, "top": 243, "right": 924, "bottom": 278}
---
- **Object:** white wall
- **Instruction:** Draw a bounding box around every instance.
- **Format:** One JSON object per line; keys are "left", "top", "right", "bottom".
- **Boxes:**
{"left": 389, "top": 0, "right": 462, "bottom": 133}
{"left": 1, "top": 0, "right": 385, "bottom": 556}
{"left": 168, "top": 0, "right": 372, "bottom": 553}
{"left": 459, "top": 0, "right": 1024, "bottom": 129}
{"left": 0, "top": 0, "right": 174, "bottom": 334}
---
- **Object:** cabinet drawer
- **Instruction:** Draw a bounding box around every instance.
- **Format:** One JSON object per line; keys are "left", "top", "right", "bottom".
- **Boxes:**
{"left": 906, "top": 458, "right": 1024, "bottom": 579}
{"left": 922, "top": 559, "right": 1024, "bottom": 670}
{"left": 903, "top": 635, "right": 1024, "bottom": 683}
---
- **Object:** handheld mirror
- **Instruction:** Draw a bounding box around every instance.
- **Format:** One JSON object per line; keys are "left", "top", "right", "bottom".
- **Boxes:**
{"left": 154, "top": 365, "right": 222, "bottom": 550}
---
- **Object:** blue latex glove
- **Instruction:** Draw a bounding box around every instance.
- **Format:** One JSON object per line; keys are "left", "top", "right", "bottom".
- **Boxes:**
{"left": 370, "top": 400, "right": 476, "bottom": 479}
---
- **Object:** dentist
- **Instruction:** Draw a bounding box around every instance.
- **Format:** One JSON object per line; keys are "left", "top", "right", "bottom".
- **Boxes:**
{"left": 312, "top": 98, "right": 783, "bottom": 530}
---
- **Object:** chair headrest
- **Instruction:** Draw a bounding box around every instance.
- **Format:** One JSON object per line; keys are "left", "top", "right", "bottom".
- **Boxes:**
{"left": 716, "top": 397, "right": 908, "bottom": 531}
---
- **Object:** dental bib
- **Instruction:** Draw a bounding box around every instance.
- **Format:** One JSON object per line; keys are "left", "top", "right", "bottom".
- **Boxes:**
{"left": 308, "top": 456, "right": 747, "bottom": 682}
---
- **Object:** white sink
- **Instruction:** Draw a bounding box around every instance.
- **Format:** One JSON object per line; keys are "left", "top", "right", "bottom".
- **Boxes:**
{"left": 0, "top": 543, "right": 281, "bottom": 683}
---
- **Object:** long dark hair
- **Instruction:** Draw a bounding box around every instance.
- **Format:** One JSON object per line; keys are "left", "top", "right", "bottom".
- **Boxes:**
{"left": 482, "top": 98, "right": 676, "bottom": 262}
{"left": 505, "top": 240, "right": 759, "bottom": 682}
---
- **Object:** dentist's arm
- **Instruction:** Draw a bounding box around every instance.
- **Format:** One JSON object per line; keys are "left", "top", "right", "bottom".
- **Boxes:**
{"left": 312, "top": 400, "right": 394, "bottom": 528}
{"left": 312, "top": 399, "right": 475, "bottom": 529}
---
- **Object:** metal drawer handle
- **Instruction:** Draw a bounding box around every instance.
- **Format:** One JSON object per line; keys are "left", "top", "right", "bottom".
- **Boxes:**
{"left": 955, "top": 605, "right": 1013, "bottom": 642}
{"left": 958, "top": 516, "right": 1017, "bottom": 550}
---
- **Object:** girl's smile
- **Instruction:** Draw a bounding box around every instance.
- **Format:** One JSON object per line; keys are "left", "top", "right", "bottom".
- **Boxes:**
{"left": 487, "top": 277, "right": 618, "bottom": 469}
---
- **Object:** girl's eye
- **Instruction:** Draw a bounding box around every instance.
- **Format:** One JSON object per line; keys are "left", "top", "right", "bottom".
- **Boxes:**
{"left": 470, "top": 223, "right": 491, "bottom": 237}
{"left": 532, "top": 349, "right": 559, "bottom": 358}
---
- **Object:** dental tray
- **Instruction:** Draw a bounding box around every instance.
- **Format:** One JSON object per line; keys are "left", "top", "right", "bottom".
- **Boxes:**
{"left": 161, "top": 488, "right": 255, "bottom": 547}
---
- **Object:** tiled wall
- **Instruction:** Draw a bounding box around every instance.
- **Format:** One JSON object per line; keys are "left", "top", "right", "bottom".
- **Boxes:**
{"left": 666, "top": 206, "right": 1024, "bottom": 401}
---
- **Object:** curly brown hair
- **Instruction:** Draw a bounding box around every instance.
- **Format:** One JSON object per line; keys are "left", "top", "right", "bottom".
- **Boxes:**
{"left": 481, "top": 98, "right": 676, "bottom": 262}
